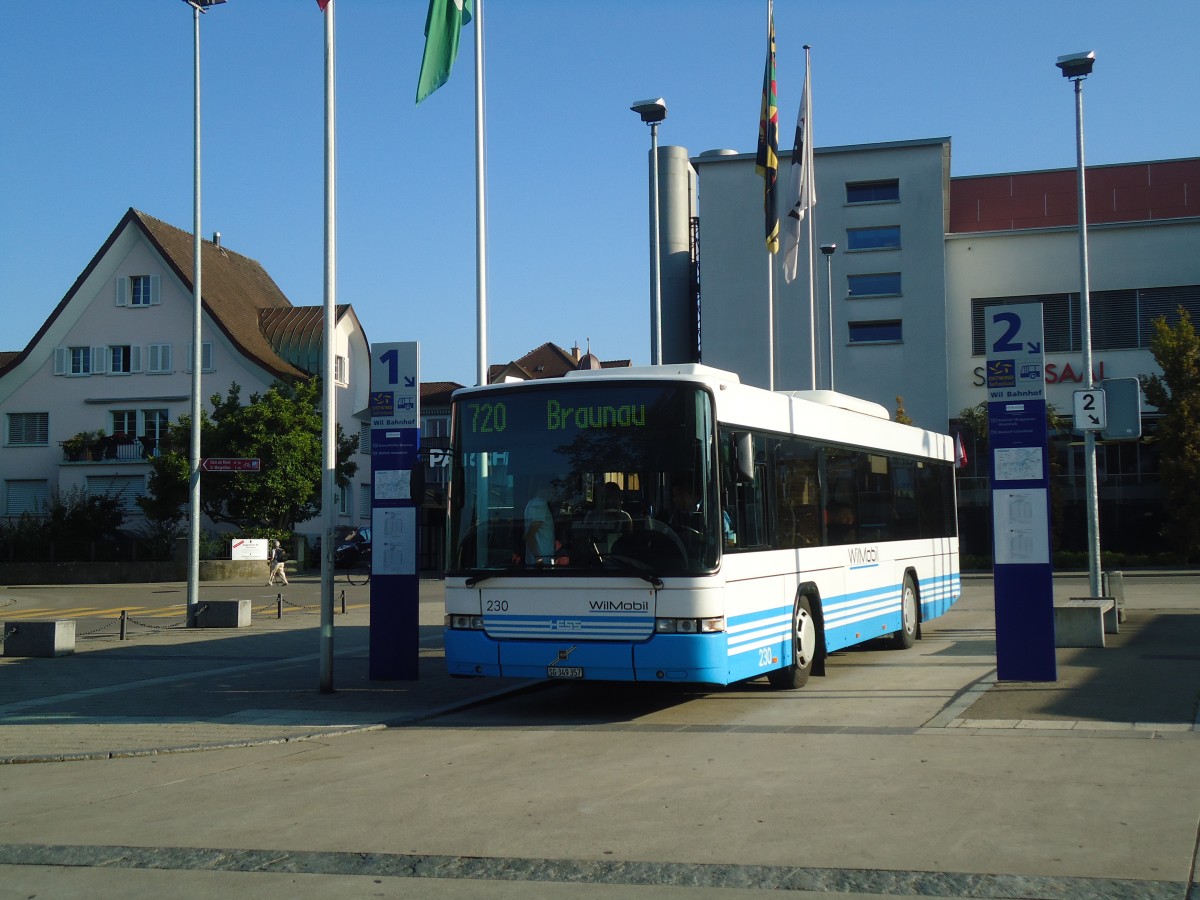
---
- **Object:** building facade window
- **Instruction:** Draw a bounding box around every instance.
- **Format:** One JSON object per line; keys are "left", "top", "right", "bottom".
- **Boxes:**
{"left": 142, "top": 409, "right": 170, "bottom": 450}
{"left": 358, "top": 422, "right": 371, "bottom": 455}
{"left": 187, "top": 342, "right": 214, "bottom": 373}
{"left": 846, "top": 226, "right": 901, "bottom": 251}
{"left": 359, "top": 481, "right": 371, "bottom": 519}
{"left": 145, "top": 343, "right": 172, "bottom": 374}
{"left": 847, "top": 272, "right": 902, "bottom": 297}
{"left": 116, "top": 275, "right": 161, "bottom": 308}
{"left": 109, "top": 345, "right": 141, "bottom": 374}
{"left": 969, "top": 285, "right": 1200, "bottom": 355}
{"left": 335, "top": 354, "right": 349, "bottom": 385}
{"left": 111, "top": 410, "right": 138, "bottom": 439}
{"left": 848, "top": 320, "right": 903, "bottom": 344}
{"left": 6, "top": 412, "right": 49, "bottom": 446}
{"left": 846, "top": 179, "right": 899, "bottom": 204}
{"left": 5, "top": 479, "right": 49, "bottom": 517}
{"left": 85, "top": 475, "right": 145, "bottom": 513}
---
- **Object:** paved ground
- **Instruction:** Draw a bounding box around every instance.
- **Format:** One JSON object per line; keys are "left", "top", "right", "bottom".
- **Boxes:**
{"left": 1, "top": 572, "right": 1197, "bottom": 898}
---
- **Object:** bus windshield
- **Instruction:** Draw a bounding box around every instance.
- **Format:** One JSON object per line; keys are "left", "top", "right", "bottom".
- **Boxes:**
{"left": 448, "top": 381, "right": 719, "bottom": 578}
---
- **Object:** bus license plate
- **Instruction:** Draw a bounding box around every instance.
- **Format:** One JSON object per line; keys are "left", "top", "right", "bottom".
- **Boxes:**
{"left": 547, "top": 666, "right": 584, "bottom": 679}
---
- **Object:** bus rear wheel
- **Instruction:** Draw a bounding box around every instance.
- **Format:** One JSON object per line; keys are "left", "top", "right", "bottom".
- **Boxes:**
{"left": 768, "top": 595, "right": 817, "bottom": 689}
{"left": 890, "top": 573, "right": 919, "bottom": 650}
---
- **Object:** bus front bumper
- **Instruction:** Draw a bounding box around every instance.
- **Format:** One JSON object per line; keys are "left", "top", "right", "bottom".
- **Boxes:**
{"left": 444, "top": 629, "right": 730, "bottom": 685}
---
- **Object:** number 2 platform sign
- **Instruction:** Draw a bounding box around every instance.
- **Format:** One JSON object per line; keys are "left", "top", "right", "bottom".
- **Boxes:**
{"left": 369, "top": 341, "right": 421, "bottom": 680}
{"left": 985, "top": 305, "right": 1056, "bottom": 682}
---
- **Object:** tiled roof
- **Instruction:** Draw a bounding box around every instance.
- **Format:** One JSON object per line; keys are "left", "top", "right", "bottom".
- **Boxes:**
{"left": 0, "top": 208, "right": 314, "bottom": 380}
{"left": 486, "top": 342, "right": 629, "bottom": 383}
{"left": 421, "top": 381, "right": 464, "bottom": 407}
{"left": 135, "top": 210, "right": 306, "bottom": 380}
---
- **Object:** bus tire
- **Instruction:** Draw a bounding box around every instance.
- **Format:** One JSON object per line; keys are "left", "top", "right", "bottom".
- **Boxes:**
{"left": 768, "top": 594, "right": 817, "bottom": 689}
{"left": 890, "top": 572, "right": 919, "bottom": 650}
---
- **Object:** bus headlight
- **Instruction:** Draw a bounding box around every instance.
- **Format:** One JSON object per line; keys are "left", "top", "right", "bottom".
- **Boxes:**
{"left": 655, "top": 616, "right": 725, "bottom": 634}
{"left": 446, "top": 614, "right": 484, "bottom": 630}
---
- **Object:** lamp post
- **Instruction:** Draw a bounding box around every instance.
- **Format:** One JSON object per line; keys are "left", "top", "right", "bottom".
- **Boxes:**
{"left": 183, "top": 0, "right": 226, "bottom": 626}
{"left": 820, "top": 243, "right": 836, "bottom": 390}
{"left": 631, "top": 98, "right": 667, "bottom": 365}
{"left": 1056, "top": 50, "right": 1102, "bottom": 598}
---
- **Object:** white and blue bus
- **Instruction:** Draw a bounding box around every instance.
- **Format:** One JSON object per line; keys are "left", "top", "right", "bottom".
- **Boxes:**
{"left": 443, "top": 364, "right": 960, "bottom": 689}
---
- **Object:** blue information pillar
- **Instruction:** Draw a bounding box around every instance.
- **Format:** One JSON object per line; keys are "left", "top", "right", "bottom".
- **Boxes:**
{"left": 984, "top": 305, "right": 1057, "bottom": 682}
{"left": 368, "top": 342, "right": 421, "bottom": 680}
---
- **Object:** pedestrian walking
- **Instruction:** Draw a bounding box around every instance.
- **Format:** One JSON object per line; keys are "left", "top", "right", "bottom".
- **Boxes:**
{"left": 267, "top": 539, "right": 289, "bottom": 586}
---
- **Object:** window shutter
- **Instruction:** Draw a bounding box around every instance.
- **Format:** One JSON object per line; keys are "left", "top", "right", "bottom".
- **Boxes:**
{"left": 130, "top": 345, "right": 142, "bottom": 373}
{"left": 202, "top": 342, "right": 213, "bottom": 371}
{"left": 92, "top": 347, "right": 108, "bottom": 374}
{"left": 115, "top": 277, "right": 129, "bottom": 307}
{"left": 161, "top": 344, "right": 172, "bottom": 371}
{"left": 54, "top": 347, "right": 67, "bottom": 375}
{"left": 150, "top": 275, "right": 161, "bottom": 306}
{"left": 146, "top": 344, "right": 160, "bottom": 373}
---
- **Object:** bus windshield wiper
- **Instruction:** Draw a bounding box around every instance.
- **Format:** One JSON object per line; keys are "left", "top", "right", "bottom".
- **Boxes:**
{"left": 464, "top": 564, "right": 522, "bottom": 587}
{"left": 598, "top": 552, "right": 664, "bottom": 589}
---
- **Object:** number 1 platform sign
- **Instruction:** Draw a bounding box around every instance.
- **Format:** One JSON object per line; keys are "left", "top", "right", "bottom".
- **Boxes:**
{"left": 369, "top": 341, "right": 421, "bottom": 680}
{"left": 985, "top": 304, "right": 1056, "bottom": 682}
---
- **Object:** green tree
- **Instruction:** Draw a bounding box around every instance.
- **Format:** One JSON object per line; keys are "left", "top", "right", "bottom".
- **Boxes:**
{"left": 1142, "top": 307, "right": 1200, "bottom": 561}
{"left": 144, "top": 379, "right": 358, "bottom": 533}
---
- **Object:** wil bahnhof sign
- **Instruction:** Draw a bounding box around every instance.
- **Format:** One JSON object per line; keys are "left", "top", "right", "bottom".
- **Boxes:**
{"left": 984, "top": 303, "right": 1056, "bottom": 682}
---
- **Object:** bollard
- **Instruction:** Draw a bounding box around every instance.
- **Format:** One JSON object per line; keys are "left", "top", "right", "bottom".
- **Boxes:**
{"left": 340, "top": 589, "right": 346, "bottom": 615}
{"left": 120, "top": 609, "right": 127, "bottom": 641}
{"left": 277, "top": 593, "right": 283, "bottom": 619}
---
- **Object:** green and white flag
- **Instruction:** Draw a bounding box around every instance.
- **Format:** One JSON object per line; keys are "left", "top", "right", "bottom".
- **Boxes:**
{"left": 416, "top": 0, "right": 474, "bottom": 104}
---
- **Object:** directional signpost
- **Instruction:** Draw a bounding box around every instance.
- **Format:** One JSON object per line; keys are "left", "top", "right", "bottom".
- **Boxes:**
{"left": 200, "top": 457, "right": 261, "bottom": 473}
{"left": 1073, "top": 390, "right": 1106, "bottom": 431}
{"left": 369, "top": 341, "right": 420, "bottom": 680}
{"left": 985, "top": 304, "right": 1056, "bottom": 682}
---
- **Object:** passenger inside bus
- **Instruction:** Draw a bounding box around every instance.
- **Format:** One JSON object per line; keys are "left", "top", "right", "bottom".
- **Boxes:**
{"left": 585, "top": 481, "right": 632, "bottom": 552}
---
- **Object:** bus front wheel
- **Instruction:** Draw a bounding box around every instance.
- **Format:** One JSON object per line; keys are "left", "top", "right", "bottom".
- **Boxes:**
{"left": 768, "top": 595, "right": 817, "bottom": 689}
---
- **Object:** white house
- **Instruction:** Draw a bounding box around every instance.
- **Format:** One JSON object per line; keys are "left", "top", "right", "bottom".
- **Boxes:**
{"left": 0, "top": 208, "right": 372, "bottom": 543}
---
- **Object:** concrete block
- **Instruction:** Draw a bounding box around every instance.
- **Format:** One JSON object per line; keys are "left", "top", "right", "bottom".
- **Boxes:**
{"left": 4, "top": 619, "right": 75, "bottom": 657}
{"left": 1054, "top": 597, "right": 1116, "bottom": 648}
{"left": 195, "top": 599, "right": 252, "bottom": 628}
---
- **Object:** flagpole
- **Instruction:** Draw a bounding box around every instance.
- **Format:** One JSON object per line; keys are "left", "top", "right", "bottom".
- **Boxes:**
{"left": 319, "top": 0, "right": 336, "bottom": 693}
{"left": 803, "top": 45, "right": 817, "bottom": 390}
{"left": 766, "top": 0, "right": 775, "bottom": 391}
{"left": 474, "top": 0, "right": 488, "bottom": 385}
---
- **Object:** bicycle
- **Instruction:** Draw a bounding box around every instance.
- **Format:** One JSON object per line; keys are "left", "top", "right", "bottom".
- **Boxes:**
{"left": 344, "top": 560, "right": 371, "bottom": 586}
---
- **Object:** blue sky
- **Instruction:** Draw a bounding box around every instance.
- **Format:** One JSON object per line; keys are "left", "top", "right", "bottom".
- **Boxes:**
{"left": 3, "top": 1, "right": 1197, "bottom": 385}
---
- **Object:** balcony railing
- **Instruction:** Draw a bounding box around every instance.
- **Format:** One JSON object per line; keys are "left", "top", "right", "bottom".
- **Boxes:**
{"left": 61, "top": 436, "right": 159, "bottom": 463}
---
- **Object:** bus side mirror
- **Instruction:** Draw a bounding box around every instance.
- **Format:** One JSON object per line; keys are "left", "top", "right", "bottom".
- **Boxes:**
{"left": 734, "top": 432, "right": 755, "bottom": 483}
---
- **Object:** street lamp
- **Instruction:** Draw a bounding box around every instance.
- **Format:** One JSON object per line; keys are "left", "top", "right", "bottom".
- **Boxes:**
{"left": 183, "top": 0, "right": 226, "bottom": 626}
{"left": 1056, "top": 49, "right": 1102, "bottom": 598}
{"left": 820, "top": 243, "right": 836, "bottom": 390}
{"left": 631, "top": 98, "right": 667, "bottom": 365}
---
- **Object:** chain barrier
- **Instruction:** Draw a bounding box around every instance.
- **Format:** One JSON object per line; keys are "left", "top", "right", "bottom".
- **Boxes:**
{"left": 0, "top": 624, "right": 17, "bottom": 645}
{"left": 254, "top": 591, "right": 349, "bottom": 617}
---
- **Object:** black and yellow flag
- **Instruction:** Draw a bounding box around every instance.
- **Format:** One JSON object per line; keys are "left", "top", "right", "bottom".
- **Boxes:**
{"left": 755, "top": 12, "right": 780, "bottom": 254}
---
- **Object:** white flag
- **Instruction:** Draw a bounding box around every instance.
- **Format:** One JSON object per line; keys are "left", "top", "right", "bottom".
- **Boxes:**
{"left": 782, "top": 55, "right": 815, "bottom": 284}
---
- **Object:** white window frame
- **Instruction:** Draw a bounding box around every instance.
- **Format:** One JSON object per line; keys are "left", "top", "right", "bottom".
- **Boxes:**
{"left": 187, "top": 342, "right": 214, "bottom": 373}
{"left": 108, "top": 344, "right": 142, "bottom": 375}
{"left": 145, "top": 343, "right": 173, "bottom": 374}
{"left": 115, "top": 275, "right": 161, "bottom": 308}
{"left": 6, "top": 412, "right": 49, "bottom": 446}
{"left": 334, "top": 354, "right": 349, "bottom": 385}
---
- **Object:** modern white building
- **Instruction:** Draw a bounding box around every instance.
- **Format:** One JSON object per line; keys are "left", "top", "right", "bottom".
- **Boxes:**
{"left": 656, "top": 141, "right": 1200, "bottom": 555}
{"left": 0, "top": 209, "right": 372, "bottom": 544}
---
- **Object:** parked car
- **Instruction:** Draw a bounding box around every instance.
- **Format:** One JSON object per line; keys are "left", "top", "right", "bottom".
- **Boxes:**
{"left": 334, "top": 526, "right": 371, "bottom": 569}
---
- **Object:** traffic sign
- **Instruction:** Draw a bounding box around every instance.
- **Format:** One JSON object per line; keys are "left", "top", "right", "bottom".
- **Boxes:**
{"left": 1073, "top": 390, "right": 1107, "bottom": 431}
{"left": 201, "top": 457, "right": 261, "bottom": 473}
